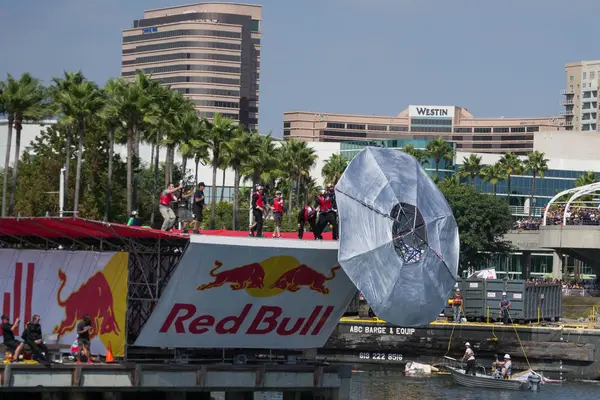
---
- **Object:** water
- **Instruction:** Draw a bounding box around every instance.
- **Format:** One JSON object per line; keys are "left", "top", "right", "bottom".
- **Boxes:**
{"left": 211, "top": 370, "right": 600, "bottom": 400}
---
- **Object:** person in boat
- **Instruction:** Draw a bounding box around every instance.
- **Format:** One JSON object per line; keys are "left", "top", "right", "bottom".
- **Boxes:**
{"left": 127, "top": 210, "right": 138, "bottom": 226}
{"left": 499, "top": 292, "right": 511, "bottom": 324}
{"left": 462, "top": 342, "right": 476, "bottom": 376}
{"left": 493, "top": 354, "right": 512, "bottom": 379}
{"left": 452, "top": 288, "right": 463, "bottom": 322}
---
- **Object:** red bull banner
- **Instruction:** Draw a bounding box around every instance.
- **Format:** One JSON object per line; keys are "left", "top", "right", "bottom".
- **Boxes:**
{"left": 135, "top": 235, "right": 356, "bottom": 349}
{"left": 0, "top": 250, "right": 128, "bottom": 357}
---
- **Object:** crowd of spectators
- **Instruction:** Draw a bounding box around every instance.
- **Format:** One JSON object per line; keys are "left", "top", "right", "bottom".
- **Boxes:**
{"left": 526, "top": 277, "right": 600, "bottom": 296}
{"left": 513, "top": 205, "right": 600, "bottom": 230}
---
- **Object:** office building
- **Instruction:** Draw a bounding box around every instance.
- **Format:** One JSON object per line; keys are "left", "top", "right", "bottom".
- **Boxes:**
{"left": 562, "top": 60, "right": 600, "bottom": 132}
{"left": 284, "top": 105, "right": 562, "bottom": 155}
{"left": 122, "top": 2, "right": 261, "bottom": 130}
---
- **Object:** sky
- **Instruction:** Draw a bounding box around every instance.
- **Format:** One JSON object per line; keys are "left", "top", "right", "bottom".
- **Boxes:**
{"left": 1, "top": 0, "right": 600, "bottom": 137}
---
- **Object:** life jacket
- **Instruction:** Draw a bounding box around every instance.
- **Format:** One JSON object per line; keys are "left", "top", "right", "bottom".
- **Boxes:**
{"left": 317, "top": 196, "right": 332, "bottom": 212}
{"left": 160, "top": 192, "right": 174, "bottom": 206}
{"left": 254, "top": 191, "right": 265, "bottom": 208}
{"left": 273, "top": 197, "right": 284, "bottom": 213}
{"left": 453, "top": 294, "right": 462, "bottom": 305}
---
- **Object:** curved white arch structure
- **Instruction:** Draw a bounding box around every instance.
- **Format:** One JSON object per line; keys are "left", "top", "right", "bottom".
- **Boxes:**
{"left": 543, "top": 182, "right": 600, "bottom": 226}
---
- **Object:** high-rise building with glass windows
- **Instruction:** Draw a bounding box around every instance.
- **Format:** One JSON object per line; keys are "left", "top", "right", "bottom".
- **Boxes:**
{"left": 562, "top": 60, "right": 600, "bottom": 132}
{"left": 122, "top": 3, "right": 261, "bottom": 130}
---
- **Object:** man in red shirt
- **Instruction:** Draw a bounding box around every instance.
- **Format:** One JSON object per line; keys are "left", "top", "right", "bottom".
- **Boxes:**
{"left": 272, "top": 190, "right": 285, "bottom": 238}
{"left": 297, "top": 205, "right": 319, "bottom": 239}
{"left": 159, "top": 182, "right": 184, "bottom": 231}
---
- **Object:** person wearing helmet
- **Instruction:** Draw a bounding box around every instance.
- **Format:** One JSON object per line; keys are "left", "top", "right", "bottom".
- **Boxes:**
{"left": 271, "top": 190, "right": 285, "bottom": 238}
{"left": 452, "top": 288, "right": 463, "bottom": 323}
{"left": 314, "top": 185, "right": 339, "bottom": 240}
{"left": 462, "top": 342, "right": 476, "bottom": 376}
{"left": 499, "top": 292, "right": 511, "bottom": 324}
{"left": 493, "top": 354, "right": 512, "bottom": 379}
{"left": 326, "top": 183, "right": 339, "bottom": 238}
{"left": 297, "top": 205, "right": 319, "bottom": 240}
{"left": 127, "top": 210, "right": 138, "bottom": 226}
{"left": 249, "top": 185, "right": 266, "bottom": 237}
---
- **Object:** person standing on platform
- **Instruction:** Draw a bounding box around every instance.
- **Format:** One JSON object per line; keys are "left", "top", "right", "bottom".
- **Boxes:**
{"left": 297, "top": 205, "right": 319, "bottom": 239}
{"left": 77, "top": 315, "right": 93, "bottom": 364}
{"left": 271, "top": 191, "right": 285, "bottom": 238}
{"left": 314, "top": 187, "right": 338, "bottom": 240}
{"left": 249, "top": 185, "right": 265, "bottom": 237}
{"left": 326, "top": 183, "right": 339, "bottom": 240}
{"left": 462, "top": 342, "right": 476, "bottom": 376}
{"left": 452, "top": 288, "right": 463, "bottom": 322}
{"left": 192, "top": 182, "right": 206, "bottom": 234}
{"left": 159, "top": 182, "right": 183, "bottom": 231}
{"left": 499, "top": 292, "right": 511, "bottom": 324}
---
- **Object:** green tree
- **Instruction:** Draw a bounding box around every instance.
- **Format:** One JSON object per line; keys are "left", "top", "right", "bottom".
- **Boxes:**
{"left": 574, "top": 170, "right": 598, "bottom": 187}
{"left": 0, "top": 73, "right": 49, "bottom": 216}
{"left": 480, "top": 162, "right": 507, "bottom": 196}
{"left": 321, "top": 153, "right": 348, "bottom": 185}
{"left": 203, "top": 113, "right": 235, "bottom": 229}
{"left": 523, "top": 151, "right": 549, "bottom": 217}
{"left": 425, "top": 137, "right": 454, "bottom": 178}
{"left": 402, "top": 143, "right": 428, "bottom": 165}
{"left": 55, "top": 79, "right": 105, "bottom": 215}
{"left": 498, "top": 152, "right": 522, "bottom": 206}
{"left": 280, "top": 139, "right": 317, "bottom": 217}
{"left": 458, "top": 154, "right": 482, "bottom": 185}
{"left": 438, "top": 182, "right": 513, "bottom": 274}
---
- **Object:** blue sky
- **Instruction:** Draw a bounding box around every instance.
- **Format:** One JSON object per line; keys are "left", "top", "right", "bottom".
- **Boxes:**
{"left": 1, "top": 0, "right": 599, "bottom": 137}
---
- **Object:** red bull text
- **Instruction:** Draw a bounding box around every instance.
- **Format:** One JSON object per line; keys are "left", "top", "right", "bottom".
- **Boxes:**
{"left": 159, "top": 303, "right": 334, "bottom": 336}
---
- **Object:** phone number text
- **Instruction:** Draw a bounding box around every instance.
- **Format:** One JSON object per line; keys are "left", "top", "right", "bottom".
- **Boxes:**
{"left": 358, "top": 352, "right": 403, "bottom": 361}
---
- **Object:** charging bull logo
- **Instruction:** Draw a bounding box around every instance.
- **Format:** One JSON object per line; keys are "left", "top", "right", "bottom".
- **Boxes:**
{"left": 197, "top": 256, "right": 339, "bottom": 298}
{"left": 52, "top": 252, "right": 128, "bottom": 357}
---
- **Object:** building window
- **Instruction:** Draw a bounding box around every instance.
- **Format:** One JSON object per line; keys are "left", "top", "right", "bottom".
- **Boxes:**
{"left": 283, "top": 129, "right": 290, "bottom": 136}
{"left": 500, "top": 135, "right": 531, "bottom": 141}
{"left": 583, "top": 72, "right": 587, "bottom": 80}
{"left": 326, "top": 122, "right": 345, "bottom": 129}
{"left": 156, "top": 75, "right": 239, "bottom": 86}
{"left": 570, "top": 75, "right": 574, "bottom": 81}
{"left": 410, "top": 126, "right": 452, "bottom": 133}
{"left": 123, "top": 29, "right": 242, "bottom": 43}
{"left": 251, "top": 20, "right": 260, "bottom": 33}
{"left": 473, "top": 127, "right": 492, "bottom": 133}
{"left": 511, "top": 127, "right": 526, "bottom": 133}
{"left": 197, "top": 111, "right": 239, "bottom": 120}
{"left": 122, "top": 40, "right": 242, "bottom": 54}
{"left": 172, "top": 87, "right": 240, "bottom": 97}
{"left": 389, "top": 125, "right": 409, "bottom": 132}
{"left": 452, "top": 136, "right": 462, "bottom": 141}
{"left": 493, "top": 127, "right": 510, "bottom": 133}
{"left": 591, "top": 72, "right": 596, "bottom": 80}
{"left": 368, "top": 124, "right": 388, "bottom": 131}
{"left": 526, "top": 126, "right": 539, "bottom": 132}
{"left": 411, "top": 118, "right": 452, "bottom": 126}
{"left": 346, "top": 124, "right": 366, "bottom": 130}
{"left": 454, "top": 127, "right": 472, "bottom": 133}
{"left": 324, "top": 130, "right": 366, "bottom": 138}
{"left": 283, "top": 122, "right": 291, "bottom": 128}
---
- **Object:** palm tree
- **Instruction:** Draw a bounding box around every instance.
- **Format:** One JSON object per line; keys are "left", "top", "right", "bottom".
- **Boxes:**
{"left": 425, "top": 137, "right": 454, "bottom": 178}
{"left": 55, "top": 79, "right": 105, "bottom": 216}
{"left": 402, "top": 144, "right": 428, "bottom": 165}
{"left": 523, "top": 151, "right": 549, "bottom": 217}
{"left": 223, "top": 126, "right": 257, "bottom": 229}
{"left": 51, "top": 71, "right": 85, "bottom": 212}
{"left": 280, "top": 139, "right": 317, "bottom": 217}
{"left": 322, "top": 153, "right": 348, "bottom": 185}
{"left": 103, "top": 73, "right": 159, "bottom": 214}
{"left": 0, "top": 73, "right": 48, "bottom": 216}
{"left": 458, "top": 154, "right": 483, "bottom": 185}
{"left": 203, "top": 113, "right": 235, "bottom": 229}
{"left": 497, "top": 152, "right": 522, "bottom": 206}
{"left": 480, "top": 163, "right": 507, "bottom": 196}
{"left": 574, "top": 171, "right": 598, "bottom": 187}
{"left": 101, "top": 79, "right": 124, "bottom": 221}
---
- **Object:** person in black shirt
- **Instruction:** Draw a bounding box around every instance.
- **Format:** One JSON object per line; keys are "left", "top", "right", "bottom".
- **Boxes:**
{"left": 1, "top": 314, "right": 23, "bottom": 361}
{"left": 22, "top": 314, "right": 50, "bottom": 365}
{"left": 192, "top": 182, "right": 205, "bottom": 234}
{"left": 76, "top": 315, "right": 92, "bottom": 364}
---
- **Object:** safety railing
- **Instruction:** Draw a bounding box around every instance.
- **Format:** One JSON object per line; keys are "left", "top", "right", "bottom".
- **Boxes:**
{"left": 509, "top": 206, "right": 544, "bottom": 217}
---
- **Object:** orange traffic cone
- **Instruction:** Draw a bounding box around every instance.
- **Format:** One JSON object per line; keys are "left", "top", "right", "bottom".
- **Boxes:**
{"left": 105, "top": 342, "right": 115, "bottom": 363}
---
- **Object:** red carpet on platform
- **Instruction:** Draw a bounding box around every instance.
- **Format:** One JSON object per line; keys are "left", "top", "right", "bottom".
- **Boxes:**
{"left": 181, "top": 229, "right": 334, "bottom": 240}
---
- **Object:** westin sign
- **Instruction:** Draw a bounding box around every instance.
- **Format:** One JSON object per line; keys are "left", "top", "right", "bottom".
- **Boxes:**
{"left": 408, "top": 106, "right": 455, "bottom": 118}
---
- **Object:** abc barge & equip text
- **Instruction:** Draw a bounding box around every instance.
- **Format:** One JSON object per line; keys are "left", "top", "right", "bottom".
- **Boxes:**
{"left": 320, "top": 319, "right": 600, "bottom": 380}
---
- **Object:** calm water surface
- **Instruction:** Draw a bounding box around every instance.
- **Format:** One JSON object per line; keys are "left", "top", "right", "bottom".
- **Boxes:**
{"left": 212, "top": 369, "right": 600, "bottom": 400}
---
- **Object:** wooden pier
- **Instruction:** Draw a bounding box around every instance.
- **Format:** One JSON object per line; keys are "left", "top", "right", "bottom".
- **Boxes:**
{"left": 0, "top": 363, "right": 352, "bottom": 400}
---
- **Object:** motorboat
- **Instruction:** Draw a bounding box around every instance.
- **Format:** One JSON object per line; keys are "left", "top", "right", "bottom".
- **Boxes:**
{"left": 447, "top": 366, "right": 533, "bottom": 391}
